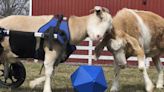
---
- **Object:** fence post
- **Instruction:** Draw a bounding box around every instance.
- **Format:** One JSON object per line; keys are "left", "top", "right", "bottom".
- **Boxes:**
{"left": 29, "top": 0, "right": 32, "bottom": 16}
{"left": 88, "top": 39, "right": 93, "bottom": 65}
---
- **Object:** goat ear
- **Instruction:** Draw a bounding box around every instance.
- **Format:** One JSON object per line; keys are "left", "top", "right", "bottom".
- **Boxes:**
{"left": 89, "top": 9, "right": 95, "bottom": 13}
{"left": 102, "top": 7, "right": 110, "bottom": 13}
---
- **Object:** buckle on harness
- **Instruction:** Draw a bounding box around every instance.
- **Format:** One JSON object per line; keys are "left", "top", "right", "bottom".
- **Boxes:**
{"left": 44, "top": 15, "right": 64, "bottom": 51}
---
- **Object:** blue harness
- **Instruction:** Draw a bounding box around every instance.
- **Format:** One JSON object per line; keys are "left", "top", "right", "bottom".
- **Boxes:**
{"left": 37, "top": 16, "right": 76, "bottom": 62}
{"left": 38, "top": 17, "right": 70, "bottom": 45}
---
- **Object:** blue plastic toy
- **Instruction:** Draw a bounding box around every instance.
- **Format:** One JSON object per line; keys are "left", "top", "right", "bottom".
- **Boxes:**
{"left": 71, "top": 65, "right": 107, "bottom": 92}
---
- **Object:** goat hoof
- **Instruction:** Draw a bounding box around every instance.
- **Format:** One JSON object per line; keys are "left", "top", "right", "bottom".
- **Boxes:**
{"left": 29, "top": 81, "right": 36, "bottom": 89}
{"left": 110, "top": 87, "right": 119, "bottom": 92}
{"left": 146, "top": 84, "right": 154, "bottom": 92}
{"left": 156, "top": 84, "right": 163, "bottom": 89}
{"left": 43, "top": 89, "right": 52, "bottom": 92}
{"left": 138, "top": 62, "right": 145, "bottom": 70}
{"left": 138, "top": 66, "right": 144, "bottom": 70}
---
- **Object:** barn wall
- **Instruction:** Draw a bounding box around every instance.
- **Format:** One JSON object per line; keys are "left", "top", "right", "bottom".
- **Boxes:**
{"left": 32, "top": 0, "right": 164, "bottom": 17}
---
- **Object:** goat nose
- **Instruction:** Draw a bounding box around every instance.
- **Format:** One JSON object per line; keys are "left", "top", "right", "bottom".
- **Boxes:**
{"left": 96, "top": 10, "right": 101, "bottom": 13}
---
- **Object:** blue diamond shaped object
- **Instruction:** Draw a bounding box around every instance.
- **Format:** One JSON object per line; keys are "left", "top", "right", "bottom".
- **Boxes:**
{"left": 71, "top": 65, "right": 107, "bottom": 92}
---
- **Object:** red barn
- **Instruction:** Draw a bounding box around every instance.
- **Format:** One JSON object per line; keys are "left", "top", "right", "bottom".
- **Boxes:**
{"left": 31, "top": 0, "right": 164, "bottom": 65}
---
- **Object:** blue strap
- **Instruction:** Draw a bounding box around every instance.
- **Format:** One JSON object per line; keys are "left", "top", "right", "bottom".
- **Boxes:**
{"left": 38, "top": 18, "right": 70, "bottom": 45}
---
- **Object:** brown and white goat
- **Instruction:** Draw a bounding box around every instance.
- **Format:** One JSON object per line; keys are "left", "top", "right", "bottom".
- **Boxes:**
{"left": 94, "top": 8, "right": 164, "bottom": 92}
{"left": 0, "top": 6, "right": 112, "bottom": 92}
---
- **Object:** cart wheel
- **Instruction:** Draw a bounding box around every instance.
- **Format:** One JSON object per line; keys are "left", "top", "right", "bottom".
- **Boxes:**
{"left": 0, "top": 61, "right": 26, "bottom": 88}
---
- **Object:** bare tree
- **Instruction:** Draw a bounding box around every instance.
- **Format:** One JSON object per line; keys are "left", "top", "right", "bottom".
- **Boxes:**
{"left": 0, "top": 0, "right": 29, "bottom": 16}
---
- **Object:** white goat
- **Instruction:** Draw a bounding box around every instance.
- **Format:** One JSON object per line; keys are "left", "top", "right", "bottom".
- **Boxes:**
{"left": 0, "top": 6, "right": 112, "bottom": 92}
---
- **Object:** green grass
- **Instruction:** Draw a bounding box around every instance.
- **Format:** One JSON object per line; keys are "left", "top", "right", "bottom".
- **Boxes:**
{"left": 0, "top": 62, "right": 163, "bottom": 92}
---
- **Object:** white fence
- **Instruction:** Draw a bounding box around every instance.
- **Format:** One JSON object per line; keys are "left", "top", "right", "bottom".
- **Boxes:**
{"left": 69, "top": 38, "right": 164, "bottom": 65}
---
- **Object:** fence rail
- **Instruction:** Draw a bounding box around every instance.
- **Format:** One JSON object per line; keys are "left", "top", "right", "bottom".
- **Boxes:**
{"left": 68, "top": 38, "right": 164, "bottom": 65}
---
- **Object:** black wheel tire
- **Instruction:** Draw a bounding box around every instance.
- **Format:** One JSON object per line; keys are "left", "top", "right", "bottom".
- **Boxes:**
{"left": 0, "top": 61, "right": 26, "bottom": 88}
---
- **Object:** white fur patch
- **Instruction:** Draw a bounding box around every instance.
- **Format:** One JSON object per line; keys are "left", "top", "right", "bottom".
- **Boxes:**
{"left": 114, "top": 49, "right": 127, "bottom": 65}
{"left": 110, "top": 38, "right": 123, "bottom": 51}
{"left": 87, "top": 13, "right": 112, "bottom": 41}
{"left": 95, "top": 6, "right": 102, "bottom": 11}
{"left": 110, "top": 38, "right": 127, "bottom": 65}
{"left": 127, "top": 9, "right": 152, "bottom": 53}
